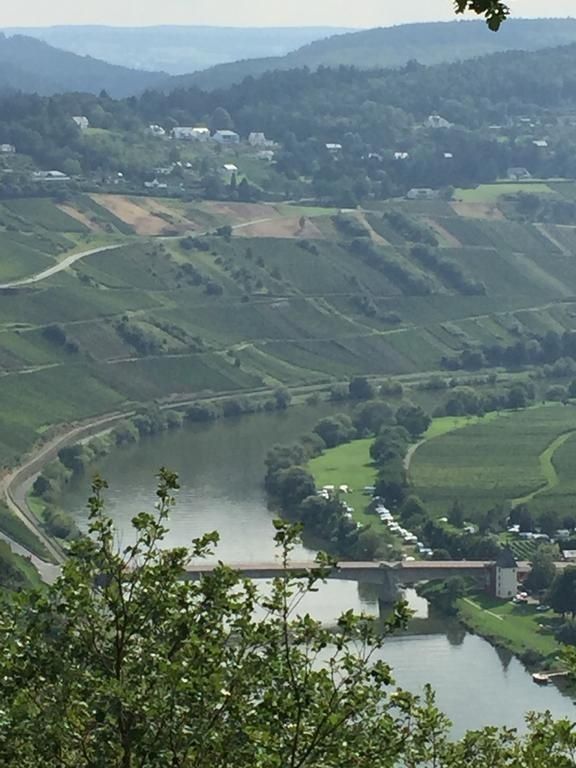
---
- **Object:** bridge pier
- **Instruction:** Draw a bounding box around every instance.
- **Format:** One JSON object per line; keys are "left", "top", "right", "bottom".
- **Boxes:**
{"left": 375, "top": 570, "right": 400, "bottom": 604}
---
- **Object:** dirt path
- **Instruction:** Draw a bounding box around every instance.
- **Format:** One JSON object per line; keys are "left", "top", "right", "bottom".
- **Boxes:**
{"left": 511, "top": 428, "right": 576, "bottom": 507}
{"left": 0, "top": 243, "right": 123, "bottom": 289}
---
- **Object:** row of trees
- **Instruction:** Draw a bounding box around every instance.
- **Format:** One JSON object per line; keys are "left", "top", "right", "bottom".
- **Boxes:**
{"left": 443, "top": 330, "right": 576, "bottom": 372}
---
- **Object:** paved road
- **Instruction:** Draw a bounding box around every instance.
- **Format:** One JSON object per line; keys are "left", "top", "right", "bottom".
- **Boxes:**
{"left": 0, "top": 243, "right": 124, "bottom": 289}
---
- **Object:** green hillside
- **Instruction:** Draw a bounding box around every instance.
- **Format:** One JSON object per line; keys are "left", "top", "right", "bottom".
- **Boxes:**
{"left": 0, "top": 33, "right": 166, "bottom": 97}
{"left": 173, "top": 18, "right": 576, "bottom": 90}
{"left": 3, "top": 190, "right": 576, "bottom": 468}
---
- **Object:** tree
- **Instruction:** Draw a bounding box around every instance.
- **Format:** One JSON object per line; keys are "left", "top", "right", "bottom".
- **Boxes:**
{"left": 548, "top": 567, "right": 576, "bottom": 618}
{"left": 395, "top": 404, "right": 431, "bottom": 439}
{"left": 210, "top": 106, "right": 234, "bottom": 131}
{"left": 273, "top": 465, "right": 316, "bottom": 507}
{"left": 448, "top": 500, "right": 465, "bottom": 529}
{"left": 525, "top": 544, "right": 557, "bottom": 593}
{"left": 348, "top": 376, "right": 375, "bottom": 400}
{"left": 313, "top": 414, "right": 356, "bottom": 448}
{"left": 352, "top": 400, "right": 394, "bottom": 435}
{"left": 274, "top": 387, "right": 292, "bottom": 410}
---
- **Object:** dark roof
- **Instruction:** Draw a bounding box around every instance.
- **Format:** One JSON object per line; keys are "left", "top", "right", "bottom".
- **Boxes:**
{"left": 496, "top": 548, "right": 518, "bottom": 569}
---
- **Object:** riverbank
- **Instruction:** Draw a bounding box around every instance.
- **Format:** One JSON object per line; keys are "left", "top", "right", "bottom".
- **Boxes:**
{"left": 458, "top": 592, "right": 562, "bottom": 667}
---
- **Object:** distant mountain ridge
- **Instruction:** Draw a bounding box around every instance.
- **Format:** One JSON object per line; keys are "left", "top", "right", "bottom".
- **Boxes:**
{"left": 2, "top": 25, "right": 354, "bottom": 75}
{"left": 0, "top": 34, "right": 166, "bottom": 97}
{"left": 166, "top": 17, "right": 576, "bottom": 91}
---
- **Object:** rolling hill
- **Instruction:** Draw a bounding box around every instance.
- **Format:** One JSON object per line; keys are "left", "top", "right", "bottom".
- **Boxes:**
{"left": 3, "top": 190, "right": 576, "bottom": 468}
{"left": 167, "top": 17, "right": 576, "bottom": 90}
{"left": 2, "top": 26, "right": 354, "bottom": 76}
{"left": 0, "top": 34, "right": 166, "bottom": 97}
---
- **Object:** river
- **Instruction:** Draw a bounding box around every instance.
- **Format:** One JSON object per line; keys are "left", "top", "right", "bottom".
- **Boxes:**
{"left": 60, "top": 404, "right": 576, "bottom": 736}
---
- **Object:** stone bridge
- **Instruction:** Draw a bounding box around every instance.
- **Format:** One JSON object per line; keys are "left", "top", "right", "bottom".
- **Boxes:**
{"left": 184, "top": 560, "right": 531, "bottom": 603}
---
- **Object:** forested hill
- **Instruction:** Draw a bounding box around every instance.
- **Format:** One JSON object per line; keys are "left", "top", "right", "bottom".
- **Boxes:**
{"left": 0, "top": 34, "right": 166, "bottom": 97}
{"left": 2, "top": 26, "right": 353, "bottom": 76}
{"left": 167, "top": 18, "right": 576, "bottom": 91}
{"left": 7, "top": 41, "right": 576, "bottom": 195}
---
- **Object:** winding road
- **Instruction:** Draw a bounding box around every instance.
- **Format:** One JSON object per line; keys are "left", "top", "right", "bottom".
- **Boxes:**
{"left": 0, "top": 243, "right": 124, "bottom": 290}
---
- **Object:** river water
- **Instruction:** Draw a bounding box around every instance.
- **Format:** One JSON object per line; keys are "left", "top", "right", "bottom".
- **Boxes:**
{"left": 61, "top": 405, "right": 576, "bottom": 736}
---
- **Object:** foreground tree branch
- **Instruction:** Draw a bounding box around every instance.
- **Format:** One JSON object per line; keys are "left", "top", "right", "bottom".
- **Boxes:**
{"left": 455, "top": 0, "right": 510, "bottom": 30}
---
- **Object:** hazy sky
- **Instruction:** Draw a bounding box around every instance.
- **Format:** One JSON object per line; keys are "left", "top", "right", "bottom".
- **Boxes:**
{"left": 1, "top": 0, "right": 575, "bottom": 28}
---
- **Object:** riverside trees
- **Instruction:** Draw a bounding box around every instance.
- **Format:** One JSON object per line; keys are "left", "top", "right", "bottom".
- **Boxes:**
{"left": 1, "top": 470, "right": 576, "bottom": 766}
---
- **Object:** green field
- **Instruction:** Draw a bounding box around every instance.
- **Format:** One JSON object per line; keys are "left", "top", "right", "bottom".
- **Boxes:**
{"left": 459, "top": 592, "right": 561, "bottom": 661}
{"left": 309, "top": 439, "right": 375, "bottom": 527}
{"left": 454, "top": 182, "right": 554, "bottom": 203}
{"left": 410, "top": 405, "right": 576, "bottom": 518}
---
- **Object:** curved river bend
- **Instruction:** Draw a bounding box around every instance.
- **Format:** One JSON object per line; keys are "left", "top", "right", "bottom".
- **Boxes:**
{"left": 61, "top": 405, "right": 576, "bottom": 736}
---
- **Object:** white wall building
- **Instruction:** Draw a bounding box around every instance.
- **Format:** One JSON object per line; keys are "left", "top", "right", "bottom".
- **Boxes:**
{"left": 72, "top": 116, "right": 90, "bottom": 131}
{"left": 0, "top": 144, "right": 15, "bottom": 153}
{"left": 172, "top": 127, "right": 211, "bottom": 141}
{"left": 149, "top": 124, "right": 166, "bottom": 136}
{"left": 213, "top": 130, "right": 240, "bottom": 145}
{"left": 426, "top": 114, "right": 452, "bottom": 129}
{"left": 493, "top": 549, "right": 518, "bottom": 599}
{"left": 248, "top": 132, "right": 273, "bottom": 147}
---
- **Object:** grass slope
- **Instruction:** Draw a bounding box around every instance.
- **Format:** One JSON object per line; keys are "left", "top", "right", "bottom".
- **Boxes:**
{"left": 5, "top": 193, "right": 576, "bottom": 476}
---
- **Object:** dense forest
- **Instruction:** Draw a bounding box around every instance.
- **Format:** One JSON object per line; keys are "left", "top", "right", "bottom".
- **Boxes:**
{"left": 4, "top": 41, "right": 576, "bottom": 200}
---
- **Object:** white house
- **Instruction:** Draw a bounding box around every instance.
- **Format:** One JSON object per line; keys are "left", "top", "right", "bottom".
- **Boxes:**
{"left": 256, "top": 150, "right": 275, "bottom": 162}
{"left": 172, "top": 127, "right": 210, "bottom": 141}
{"left": 149, "top": 124, "right": 166, "bottom": 137}
{"left": 507, "top": 167, "right": 531, "bottom": 181}
{"left": 426, "top": 114, "right": 452, "bottom": 129}
{"left": 0, "top": 144, "right": 15, "bottom": 153}
{"left": 32, "top": 170, "right": 70, "bottom": 182}
{"left": 72, "top": 116, "right": 90, "bottom": 131}
{"left": 248, "top": 131, "right": 273, "bottom": 147}
{"left": 144, "top": 178, "right": 168, "bottom": 190}
{"left": 222, "top": 163, "right": 238, "bottom": 182}
{"left": 406, "top": 188, "right": 437, "bottom": 200}
{"left": 443, "top": 152, "right": 454, "bottom": 159}
{"left": 533, "top": 139, "right": 549, "bottom": 148}
{"left": 393, "top": 151, "right": 410, "bottom": 160}
{"left": 492, "top": 549, "right": 518, "bottom": 599}
{"left": 213, "top": 130, "right": 240, "bottom": 145}
{"left": 325, "top": 143, "right": 342, "bottom": 153}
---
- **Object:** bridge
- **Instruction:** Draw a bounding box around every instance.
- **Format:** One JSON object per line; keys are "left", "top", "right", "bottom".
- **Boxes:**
{"left": 185, "top": 560, "right": 532, "bottom": 603}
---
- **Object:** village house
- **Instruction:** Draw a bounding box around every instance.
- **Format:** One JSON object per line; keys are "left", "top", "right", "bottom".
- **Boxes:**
{"left": 72, "top": 116, "right": 90, "bottom": 131}
{"left": 32, "top": 170, "right": 70, "bottom": 182}
{"left": 426, "top": 114, "right": 452, "bottom": 129}
{"left": 222, "top": 163, "right": 238, "bottom": 182}
{"left": 0, "top": 144, "right": 16, "bottom": 153}
{"left": 406, "top": 187, "right": 437, "bottom": 200}
{"left": 248, "top": 132, "right": 274, "bottom": 147}
{"left": 144, "top": 178, "right": 168, "bottom": 190}
{"left": 533, "top": 139, "right": 549, "bottom": 148}
{"left": 149, "top": 124, "right": 166, "bottom": 137}
{"left": 213, "top": 130, "right": 240, "bottom": 145}
{"left": 393, "top": 151, "right": 410, "bottom": 160}
{"left": 507, "top": 167, "right": 531, "bottom": 181}
{"left": 256, "top": 150, "right": 275, "bottom": 162}
{"left": 325, "top": 143, "right": 342, "bottom": 153}
{"left": 172, "top": 127, "right": 211, "bottom": 141}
